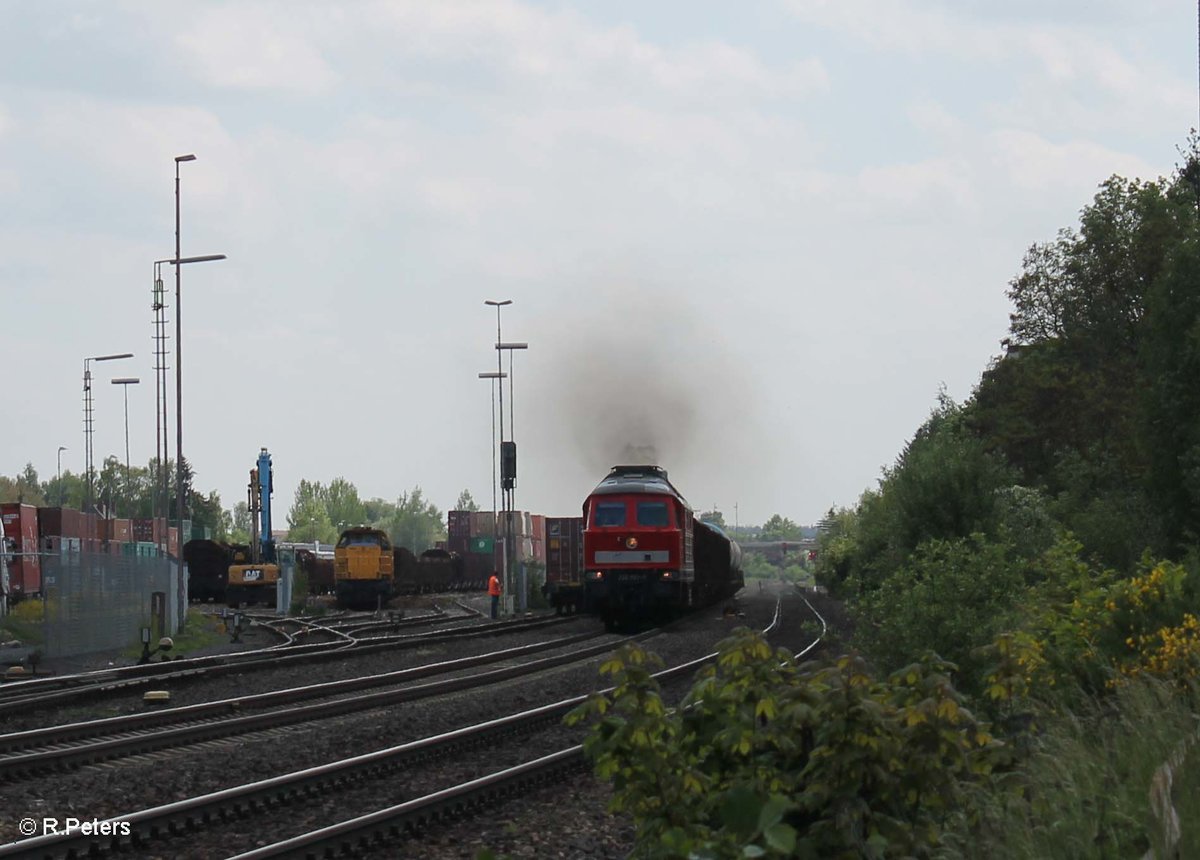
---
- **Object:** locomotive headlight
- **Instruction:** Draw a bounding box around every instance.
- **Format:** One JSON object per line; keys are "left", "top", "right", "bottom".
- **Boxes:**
{"left": 661, "top": 571, "right": 673, "bottom": 580}
{"left": 626, "top": 537, "right": 638, "bottom": 549}
{"left": 587, "top": 570, "right": 604, "bottom": 581}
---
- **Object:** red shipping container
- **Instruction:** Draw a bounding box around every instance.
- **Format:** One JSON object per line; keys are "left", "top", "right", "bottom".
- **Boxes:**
{"left": 80, "top": 512, "right": 99, "bottom": 541}
{"left": 543, "top": 517, "right": 584, "bottom": 586}
{"left": 1, "top": 503, "right": 42, "bottom": 598}
{"left": 132, "top": 518, "right": 154, "bottom": 542}
{"left": 168, "top": 526, "right": 179, "bottom": 559}
{"left": 111, "top": 519, "right": 132, "bottom": 542}
{"left": 38, "top": 507, "right": 84, "bottom": 539}
{"left": 531, "top": 515, "right": 546, "bottom": 545}
{"left": 469, "top": 511, "right": 495, "bottom": 538}
{"left": 448, "top": 510, "right": 471, "bottom": 539}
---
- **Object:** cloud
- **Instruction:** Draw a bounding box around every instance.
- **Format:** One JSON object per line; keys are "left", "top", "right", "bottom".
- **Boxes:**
{"left": 987, "top": 129, "right": 1161, "bottom": 193}
{"left": 173, "top": 5, "right": 341, "bottom": 94}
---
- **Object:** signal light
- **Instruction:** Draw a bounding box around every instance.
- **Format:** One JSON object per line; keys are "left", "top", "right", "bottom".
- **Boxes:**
{"left": 626, "top": 537, "right": 638, "bottom": 549}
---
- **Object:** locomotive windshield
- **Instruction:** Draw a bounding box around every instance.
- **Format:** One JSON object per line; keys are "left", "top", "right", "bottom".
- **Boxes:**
{"left": 636, "top": 502, "right": 670, "bottom": 526}
{"left": 593, "top": 502, "right": 627, "bottom": 527}
{"left": 337, "top": 532, "right": 387, "bottom": 548}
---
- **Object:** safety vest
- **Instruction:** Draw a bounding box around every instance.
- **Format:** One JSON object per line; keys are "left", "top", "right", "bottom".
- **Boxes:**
{"left": 488, "top": 575, "right": 501, "bottom": 596}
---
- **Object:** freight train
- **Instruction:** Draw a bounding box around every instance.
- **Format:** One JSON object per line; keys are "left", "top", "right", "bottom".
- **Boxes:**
{"left": 582, "top": 465, "right": 743, "bottom": 628}
{"left": 333, "top": 527, "right": 486, "bottom": 610}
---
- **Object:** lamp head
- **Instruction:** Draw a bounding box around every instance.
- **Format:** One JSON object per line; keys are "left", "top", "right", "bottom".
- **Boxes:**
{"left": 175, "top": 154, "right": 197, "bottom": 163}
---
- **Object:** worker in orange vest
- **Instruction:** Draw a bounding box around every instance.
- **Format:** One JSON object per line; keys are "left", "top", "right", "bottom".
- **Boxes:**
{"left": 488, "top": 571, "right": 502, "bottom": 619}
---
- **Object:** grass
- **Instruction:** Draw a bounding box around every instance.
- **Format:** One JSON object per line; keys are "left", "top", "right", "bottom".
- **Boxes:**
{"left": 121, "top": 607, "right": 227, "bottom": 660}
{"left": 1, "top": 599, "right": 46, "bottom": 646}
{"left": 941, "top": 678, "right": 1200, "bottom": 859}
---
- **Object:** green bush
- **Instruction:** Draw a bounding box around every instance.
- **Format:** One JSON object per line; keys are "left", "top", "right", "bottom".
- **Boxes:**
{"left": 852, "top": 535, "right": 1024, "bottom": 695}
{"left": 568, "top": 630, "right": 1001, "bottom": 858}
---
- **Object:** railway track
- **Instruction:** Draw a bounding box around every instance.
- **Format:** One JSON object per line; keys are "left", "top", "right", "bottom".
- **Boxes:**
{"left": 0, "top": 609, "right": 572, "bottom": 718}
{"left": 0, "top": 626, "right": 636, "bottom": 781}
{"left": 0, "top": 589, "right": 825, "bottom": 859}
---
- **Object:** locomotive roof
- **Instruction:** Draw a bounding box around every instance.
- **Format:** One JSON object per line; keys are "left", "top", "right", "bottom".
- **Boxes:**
{"left": 589, "top": 464, "right": 689, "bottom": 504}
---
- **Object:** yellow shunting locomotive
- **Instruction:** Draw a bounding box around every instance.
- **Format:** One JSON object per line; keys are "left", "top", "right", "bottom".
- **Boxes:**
{"left": 334, "top": 527, "right": 395, "bottom": 609}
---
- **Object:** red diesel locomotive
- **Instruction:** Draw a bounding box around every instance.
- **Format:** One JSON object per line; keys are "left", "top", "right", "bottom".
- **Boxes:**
{"left": 582, "top": 465, "right": 743, "bottom": 626}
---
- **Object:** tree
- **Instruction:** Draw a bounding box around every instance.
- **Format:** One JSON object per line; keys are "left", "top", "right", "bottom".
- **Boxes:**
{"left": 698, "top": 509, "right": 726, "bottom": 528}
{"left": 190, "top": 489, "right": 227, "bottom": 540}
{"left": 380, "top": 487, "right": 444, "bottom": 553}
{"left": 759, "top": 514, "right": 802, "bottom": 542}
{"left": 230, "top": 502, "right": 251, "bottom": 544}
{"left": 324, "top": 477, "right": 366, "bottom": 531}
{"left": 455, "top": 489, "right": 480, "bottom": 512}
{"left": 287, "top": 479, "right": 337, "bottom": 544}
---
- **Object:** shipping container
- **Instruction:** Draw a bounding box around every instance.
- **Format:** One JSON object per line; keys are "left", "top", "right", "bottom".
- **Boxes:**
{"left": 447, "top": 535, "right": 470, "bottom": 555}
{"left": 542, "top": 516, "right": 584, "bottom": 613}
{"left": 81, "top": 512, "right": 99, "bottom": 541}
{"left": 1, "top": 503, "right": 42, "bottom": 599}
{"left": 37, "top": 507, "right": 84, "bottom": 539}
{"left": 112, "top": 519, "right": 132, "bottom": 543}
{"left": 469, "top": 535, "right": 494, "bottom": 554}
{"left": 168, "top": 527, "right": 179, "bottom": 559}
{"left": 132, "top": 518, "right": 155, "bottom": 542}
{"left": 448, "top": 510, "right": 471, "bottom": 539}
{"left": 469, "top": 511, "right": 495, "bottom": 538}
{"left": 531, "top": 514, "right": 546, "bottom": 545}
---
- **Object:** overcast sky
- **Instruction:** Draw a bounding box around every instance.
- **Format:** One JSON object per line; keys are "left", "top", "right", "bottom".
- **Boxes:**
{"left": 1, "top": 1, "right": 1194, "bottom": 528}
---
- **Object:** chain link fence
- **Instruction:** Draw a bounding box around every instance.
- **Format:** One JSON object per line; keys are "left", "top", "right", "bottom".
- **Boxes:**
{"left": 38, "top": 551, "right": 181, "bottom": 658}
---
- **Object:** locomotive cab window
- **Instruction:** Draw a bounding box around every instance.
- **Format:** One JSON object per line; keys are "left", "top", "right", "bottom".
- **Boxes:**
{"left": 636, "top": 502, "right": 670, "bottom": 527}
{"left": 337, "top": 533, "right": 386, "bottom": 548}
{"left": 594, "top": 502, "right": 627, "bottom": 527}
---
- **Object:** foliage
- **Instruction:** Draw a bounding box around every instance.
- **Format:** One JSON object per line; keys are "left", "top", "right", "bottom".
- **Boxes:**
{"left": 325, "top": 477, "right": 367, "bottom": 530}
{"left": 0, "top": 462, "right": 46, "bottom": 505}
{"left": 455, "top": 489, "right": 481, "bottom": 512}
{"left": 379, "top": 487, "right": 445, "bottom": 552}
{"left": 229, "top": 501, "right": 251, "bottom": 544}
{"left": 942, "top": 676, "right": 1200, "bottom": 859}
{"left": 699, "top": 509, "right": 727, "bottom": 529}
{"left": 568, "top": 631, "right": 1001, "bottom": 859}
{"left": 853, "top": 535, "right": 1026, "bottom": 695}
{"left": 287, "top": 479, "right": 338, "bottom": 543}
{"left": 758, "top": 514, "right": 802, "bottom": 541}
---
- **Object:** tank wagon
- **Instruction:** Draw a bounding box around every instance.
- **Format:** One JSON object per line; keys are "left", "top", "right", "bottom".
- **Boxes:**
{"left": 582, "top": 465, "right": 743, "bottom": 627}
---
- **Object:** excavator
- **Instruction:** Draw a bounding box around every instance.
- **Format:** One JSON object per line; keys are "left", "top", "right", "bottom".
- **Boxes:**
{"left": 226, "top": 448, "right": 280, "bottom": 608}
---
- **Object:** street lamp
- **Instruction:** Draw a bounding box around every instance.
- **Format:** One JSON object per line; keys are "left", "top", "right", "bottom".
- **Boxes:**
{"left": 57, "top": 446, "right": 67, "bottom": 506}
{"left": 171, "top": 151, "right": 226, "bottom": 553}
{"left": 83, "top": 352, "right": 133, "bottom": 515}
{"left": 484, "top": 300, "right": 512, "bottom": 610}
{"left": 478, "top": 371, "right": 507, "bottom": 557}
{"left": 111, "top": 378, "right": 140, "bottom": 518}
{"left": 153, "top": 254, "right": 224, "bottom": 543}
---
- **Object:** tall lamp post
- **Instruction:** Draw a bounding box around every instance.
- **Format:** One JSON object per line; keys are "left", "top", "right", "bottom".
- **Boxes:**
{"left": 484, "top": 300, "right": 512, "bottom": 610}
{"left": 57, "top": 446, "right": 67, "bottom": 506}
{"left": 83, "top": 352, "right": 133, "bottom": 515}
{"left": 110, "top": 378, "right": 140, "bottom": 518}
{"left": 171, "top": 151, "right": 226, "bottom": 553}
{"left": 154, "top": 253, "right": 224, "bottom": 542}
